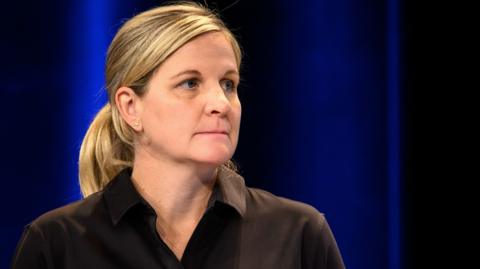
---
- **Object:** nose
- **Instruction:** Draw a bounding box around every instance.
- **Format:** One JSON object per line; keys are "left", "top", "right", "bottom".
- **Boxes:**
{"left": 204, "top": 85, "right": 231, "bottom": 116}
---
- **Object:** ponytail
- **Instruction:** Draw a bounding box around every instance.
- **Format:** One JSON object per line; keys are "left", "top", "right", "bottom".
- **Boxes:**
{"left": 78, "top": 104, "right": 134, "bottom": 197}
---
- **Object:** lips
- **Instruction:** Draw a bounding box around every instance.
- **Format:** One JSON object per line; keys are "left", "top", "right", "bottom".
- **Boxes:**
{"left": 195, "top": 130, "right": 229, "bottom": 135}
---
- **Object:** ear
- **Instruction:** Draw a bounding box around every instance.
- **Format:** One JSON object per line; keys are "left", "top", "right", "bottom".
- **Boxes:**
{"left": 115, "top": 87, "right": 143, "bottom": 132}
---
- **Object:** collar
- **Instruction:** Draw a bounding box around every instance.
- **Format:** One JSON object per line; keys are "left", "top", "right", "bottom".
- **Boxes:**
{"left": 103, "top": 166, "right": 247, "bottom": 226}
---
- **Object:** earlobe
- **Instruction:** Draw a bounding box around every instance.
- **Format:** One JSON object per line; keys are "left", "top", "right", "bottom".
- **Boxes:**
{"left": 115, "top": 87, "right": 143, "bottom": 131}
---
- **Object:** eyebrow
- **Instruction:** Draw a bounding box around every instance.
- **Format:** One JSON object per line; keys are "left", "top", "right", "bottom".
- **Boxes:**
{"left": 170, "top": 70, "right": 201, "bottom": 80}
{"left": 170, "top": 69, "right": 239, "bottom": 80}
{"left": 224, "top": 69, "right": 240, "bottom": 77}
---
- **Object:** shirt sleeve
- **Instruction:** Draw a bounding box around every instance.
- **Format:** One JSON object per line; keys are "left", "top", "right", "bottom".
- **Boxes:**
{"left": 301, "top": 213, "right": 345, "bottom": 269}
{"left": 10, "top": 224, "right": 50, "bottom": 269}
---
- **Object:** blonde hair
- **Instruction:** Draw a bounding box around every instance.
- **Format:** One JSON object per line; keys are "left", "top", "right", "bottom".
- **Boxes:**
{"left": 79, "top": 2, "right": 242, "bottom": 197}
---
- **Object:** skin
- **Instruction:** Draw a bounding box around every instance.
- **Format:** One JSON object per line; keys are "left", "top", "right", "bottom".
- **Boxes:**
{"left": 115, "top": 31, "right": 241, "bottom": 260}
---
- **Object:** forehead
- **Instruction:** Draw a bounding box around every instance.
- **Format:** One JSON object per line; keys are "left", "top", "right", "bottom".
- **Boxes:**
{"left": 159, "top": 31, "right": 238, "bottom": 74}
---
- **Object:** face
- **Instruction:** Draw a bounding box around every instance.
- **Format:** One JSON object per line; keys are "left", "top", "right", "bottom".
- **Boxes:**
{"left": 136, "top": 31, "right": 241, "bottom": 167}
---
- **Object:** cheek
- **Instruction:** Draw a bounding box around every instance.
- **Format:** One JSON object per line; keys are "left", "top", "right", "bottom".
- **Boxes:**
{"left": 229, "top": 103, "right": 242, "bottom": 145}
{"left": 142, "top": 102, "right": 190, "bottom": 139}
{"left": 231, "top": 98, "right": 241, "bottom": 119}
{"left": 233, "top": 102, "right": 242, "bottom": 128}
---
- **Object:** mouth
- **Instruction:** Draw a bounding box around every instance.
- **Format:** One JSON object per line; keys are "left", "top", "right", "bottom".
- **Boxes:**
{"left": 195, "top": 131, "right": 229, "bottom": 139}
{"left": 196, "top": 129, "right": 229, "bottom": 135}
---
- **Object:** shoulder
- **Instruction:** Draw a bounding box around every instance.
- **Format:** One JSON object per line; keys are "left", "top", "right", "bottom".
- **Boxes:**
{"left": 11, "top": 192, "right": 108, "bottom": 267}
{"left": 219, "top": 167, "right": 326, "bottom": 227}
{"left": 244, "top": 186, "right": 327, "bottom": 229}
{"left": 243, "top": 188, "right": 345, "bottom": 268}
{"left": 28, "top": 191, "right": 107, "bottom": 235}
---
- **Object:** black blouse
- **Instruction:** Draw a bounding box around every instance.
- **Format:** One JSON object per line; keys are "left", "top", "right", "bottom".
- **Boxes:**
{"left": 11, "top": 167, "right": 345, "bottom": 269}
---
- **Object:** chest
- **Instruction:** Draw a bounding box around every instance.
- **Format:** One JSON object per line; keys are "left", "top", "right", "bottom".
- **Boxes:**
{"left": 52, "top": 208, "right": 304, "bottom": 269}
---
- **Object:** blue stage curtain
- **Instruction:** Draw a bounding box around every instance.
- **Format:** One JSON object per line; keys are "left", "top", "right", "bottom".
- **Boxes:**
{"left": 1, "top": 1, "right": 403, "bottom": 268}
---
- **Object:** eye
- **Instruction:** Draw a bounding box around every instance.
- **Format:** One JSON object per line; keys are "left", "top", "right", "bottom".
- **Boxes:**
{"left": 221, "top": 79, "right": 237, "bottom": 92}
{"left": 178, "top": 78, "right": 199, "bottom": 90}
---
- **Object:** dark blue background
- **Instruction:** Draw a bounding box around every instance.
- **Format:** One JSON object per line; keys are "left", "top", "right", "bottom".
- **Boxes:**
{"left": 1, "top": 0, "right": 407, "bottom": 268}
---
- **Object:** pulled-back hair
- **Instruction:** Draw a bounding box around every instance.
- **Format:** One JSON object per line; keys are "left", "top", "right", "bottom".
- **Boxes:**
{"left": 79, "top": 2, "right": 242, "bottom": 197}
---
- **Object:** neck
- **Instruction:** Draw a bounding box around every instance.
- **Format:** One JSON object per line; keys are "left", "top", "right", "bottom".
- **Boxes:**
{"left": 131, "top": 149, "right": 218, "bottom": 225}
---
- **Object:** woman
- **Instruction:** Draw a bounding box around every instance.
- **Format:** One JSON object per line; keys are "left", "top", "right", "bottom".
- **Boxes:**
{"left": 11, "top": 2, "right": 345, "bottom": 269}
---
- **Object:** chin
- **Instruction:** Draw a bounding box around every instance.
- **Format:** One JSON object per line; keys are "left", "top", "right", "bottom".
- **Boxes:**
{"left": 191, "top": 147, "right": 234, "bottom": 167}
